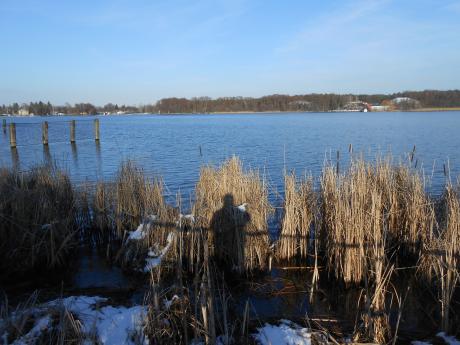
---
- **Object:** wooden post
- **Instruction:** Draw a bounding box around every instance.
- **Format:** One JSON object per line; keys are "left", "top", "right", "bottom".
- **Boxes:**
{"left": 42, "top": 121, "right": 48, "bottom": 145}
{"left": 9, "top": 123, "right": 16, "bottom": 148}
{"left": 336, "top": 150, "right": 340, "bottom": 174}
{"left": 70, "top": 120, "right": 76, "bottom": 143}
{"left": 94, "top": 119, "right": 100, "bottom": 141}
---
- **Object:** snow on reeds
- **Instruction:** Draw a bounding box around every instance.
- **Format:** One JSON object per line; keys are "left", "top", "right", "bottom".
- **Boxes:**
{"left": 193, "top": 156, "right": 273, "bottom": 273}
{"left": 0, "top": 294, "right": 148, "bottom": 344}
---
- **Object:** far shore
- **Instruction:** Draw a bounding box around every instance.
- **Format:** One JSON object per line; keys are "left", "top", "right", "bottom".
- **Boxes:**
{"left": 2, "top": 107, "right": 460, "bottom": 118}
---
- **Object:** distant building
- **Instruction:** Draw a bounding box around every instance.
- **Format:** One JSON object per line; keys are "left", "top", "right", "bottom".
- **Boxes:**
{"left": 370, "top": 105, "right": 390, "bottom": 112}
{"left": 288, "top": 100, "right": 313, "bottom": 111}
{"left": 391, "top": 97, "right": 421, "bottom": 109}
{"left": 341, "top": 101, "right": 370, "bottom": 112}
{"left": 18, "top": 108, "right": 29, "bottom": 116}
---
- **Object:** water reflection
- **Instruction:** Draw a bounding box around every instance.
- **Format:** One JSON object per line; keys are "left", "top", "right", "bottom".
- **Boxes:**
{"left": 95, "top": 140, "right": 102, "bottom": 176}
{"left": 71, "top": 142, "right": 78, "bottom": 167}
{"left": 10, "top": 147, "right": 19, "bottom": 170}
{"left": 43, "top": 144, "right": 52, "bottom": 166}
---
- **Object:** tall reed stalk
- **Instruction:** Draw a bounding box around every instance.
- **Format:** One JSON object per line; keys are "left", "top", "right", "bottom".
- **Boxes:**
{"left": 278, "top": 172, "right": 315, "bottom": 262}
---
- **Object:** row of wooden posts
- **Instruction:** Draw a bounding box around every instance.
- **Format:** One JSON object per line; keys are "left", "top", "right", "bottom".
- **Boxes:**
{"left": 2, "top": 118, "right": 100, "bottom": 148}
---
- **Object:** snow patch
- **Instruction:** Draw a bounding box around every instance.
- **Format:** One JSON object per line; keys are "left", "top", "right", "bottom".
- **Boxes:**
{"left": 163, "top": 295, "right": 179, "bottom": 310}
{"left": 58, "top": 296, "right": 147, "bottom": 345}
{"left": 179, "top": 213, "right": 195, "bottom": 223}
{"left": 253, "top": 320, "right": 311, "bottom": 345}
{"left": 237, "top": 203, "right": 248, "bottom": 212}
{"left": 143, "top": 232, "right": 175, "bottom": 272}
{"left": 12, "top": 315, "right": 52, "bottom": 345}
{"left": 2, "top": 296, "right": 148, "bottom": 345}
{"left": 437, "top": 332, "right": 460, "bottom": 345}
{"left": 127, "top": 215, "right": 157, "bottom": 241}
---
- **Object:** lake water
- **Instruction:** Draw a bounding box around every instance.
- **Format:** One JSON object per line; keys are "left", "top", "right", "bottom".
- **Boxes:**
{"left": 1, "top": 112, "right": 459, "bottom": 200}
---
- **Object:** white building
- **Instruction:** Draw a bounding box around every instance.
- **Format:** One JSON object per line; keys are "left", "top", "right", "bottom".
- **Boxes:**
{"left": 18, "top": 108, "right": 29, "bottom": 116}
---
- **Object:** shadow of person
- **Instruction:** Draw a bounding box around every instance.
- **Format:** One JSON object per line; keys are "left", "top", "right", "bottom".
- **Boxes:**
{"left": 210, "top": 193, "right": 250, "bottom": 273}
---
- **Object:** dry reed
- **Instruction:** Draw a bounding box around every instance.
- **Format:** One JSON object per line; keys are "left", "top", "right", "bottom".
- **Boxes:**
{"left": 114, "top": 161, "right": 179, "bottom": 271}
{"left": 321, "top": 156, "right": 435, "bottom": 284}
{"left": 420, "top": 183, "right": 460, "bottom": 333}
{"left": 385, "top": 165, "right": 435, "bottom": 257}
{"left": 278, "top": 172, "right": 315, "bottom": 262}
{"left": 115, "top": 161, "right": 165, "bottom": 238}
{"left": 193, "top": 156, "right": 273, "bottom": 273}
{"left": 0, "top": 165, "right": 77, "bottom": 279}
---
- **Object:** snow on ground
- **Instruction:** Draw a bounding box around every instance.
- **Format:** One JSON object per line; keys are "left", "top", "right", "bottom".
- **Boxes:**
{"left": 437, "top": 332, "right": 460, "bottom": 345}
{"left": 57, "top": 296, "right": 148, "bottom": 345}
{"left": 412, "top": 333, "right": 460, "bottom": 345}
{"left": 253, "top": 320, "right": 311, "bottom": 345}
{"left": 2, "top": 296, "right": 148, "bottom": 345}
{"left": 11, "top": 315, "right": 52, "bottom": 345}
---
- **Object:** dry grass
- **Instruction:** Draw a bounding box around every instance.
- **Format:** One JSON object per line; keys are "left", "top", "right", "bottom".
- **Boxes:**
{"left": 90, "top": 162, "right": 167, "bottom": 244}
{"left": 113, "top": 162, "right": 180, "bottom": 271}
{"left": 278, "top": 172, "right": 315, "bottom": 262}
{"left": 321, "top": 161, "right": 369, "bottom": 285}
{"left": 321, "top": 156, "right": 435, "bottom": 285}
{"left": 115, "top": 161, "right": 165, "bottom": 238}
{"left": 92, "top": 181, "right": 116, "bottom": 243}
{"left": 420, "top": 183, "right": 460, "bottom": 333}
{"left": 0, "top": 165, "right": 77, "bottom": 279}
{"left": 193, "top": 156, "right": 273, "bottom": 273}
{"left": 386, "top": 165, "right": 435, "bottom": 257}
{"left": 320, "top": 158, "right": 405, "bottom": 343}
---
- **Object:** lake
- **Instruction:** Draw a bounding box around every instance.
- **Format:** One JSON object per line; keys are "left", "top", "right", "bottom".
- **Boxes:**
{"left": 1, "top": 111, "right": 459, "bottom": 200}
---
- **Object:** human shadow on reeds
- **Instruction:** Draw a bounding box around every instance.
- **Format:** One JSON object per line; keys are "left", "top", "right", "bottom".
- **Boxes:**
{"left": 210, "top": 194, "right": 251, "bottom": 274}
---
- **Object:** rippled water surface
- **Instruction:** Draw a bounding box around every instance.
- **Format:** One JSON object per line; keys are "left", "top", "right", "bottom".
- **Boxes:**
{"left": 1, "top": 112, "right": 459, "bottom": 197}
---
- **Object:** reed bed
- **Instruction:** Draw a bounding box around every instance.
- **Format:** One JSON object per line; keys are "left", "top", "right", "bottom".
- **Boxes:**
{"left": 0, "top": 166, "right": 77, "bottom": 279}
{"left": 420, "top": 183, "right": 460, "bottom": 333}
{"left": 115, "top": 161, "right": 165, "bottom": 238}
{"left": 321, "top": 161, "right": 369, "bottom": 285}
{"left": 2, "top": 153, "right": 460, "bottom": 343}
{"left": 92, "top": 181, "right": 116, "bottom": 243}
{"left": 386, "top": 166, "right": 435, "bottom": 258}
{"left": 320, "top": 158, "right": 415, "bottom": 342}
{"left": 193, "top": 156, "right": 273, "bottom": 273}
{"left": 278, "top": 172, "right": 315, "bottom": 262}
{"left": 321, "top": 157, "right": 435, "bottom": 284}
{"left": 91, "top": 161, "right": 165, "bottom": 239}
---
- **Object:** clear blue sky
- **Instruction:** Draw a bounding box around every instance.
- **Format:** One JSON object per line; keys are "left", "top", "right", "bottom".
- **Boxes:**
{"left": 1, "top": 0, "right": 459, "bottom": 105}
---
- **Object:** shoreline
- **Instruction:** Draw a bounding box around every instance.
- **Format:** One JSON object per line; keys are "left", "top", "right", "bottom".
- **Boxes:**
{"left": 2, "top": 107, "right": 460, "bottom": 117}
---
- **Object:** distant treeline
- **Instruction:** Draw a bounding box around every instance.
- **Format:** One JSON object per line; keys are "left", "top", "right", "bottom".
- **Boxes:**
{"left": 1, "top": 90, "right": 460, "bottom": 115}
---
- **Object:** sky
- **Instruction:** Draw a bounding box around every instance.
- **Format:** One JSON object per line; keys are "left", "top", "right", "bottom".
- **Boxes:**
{"left": 1, "top": 0, "right": 459, "bottom": 105}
